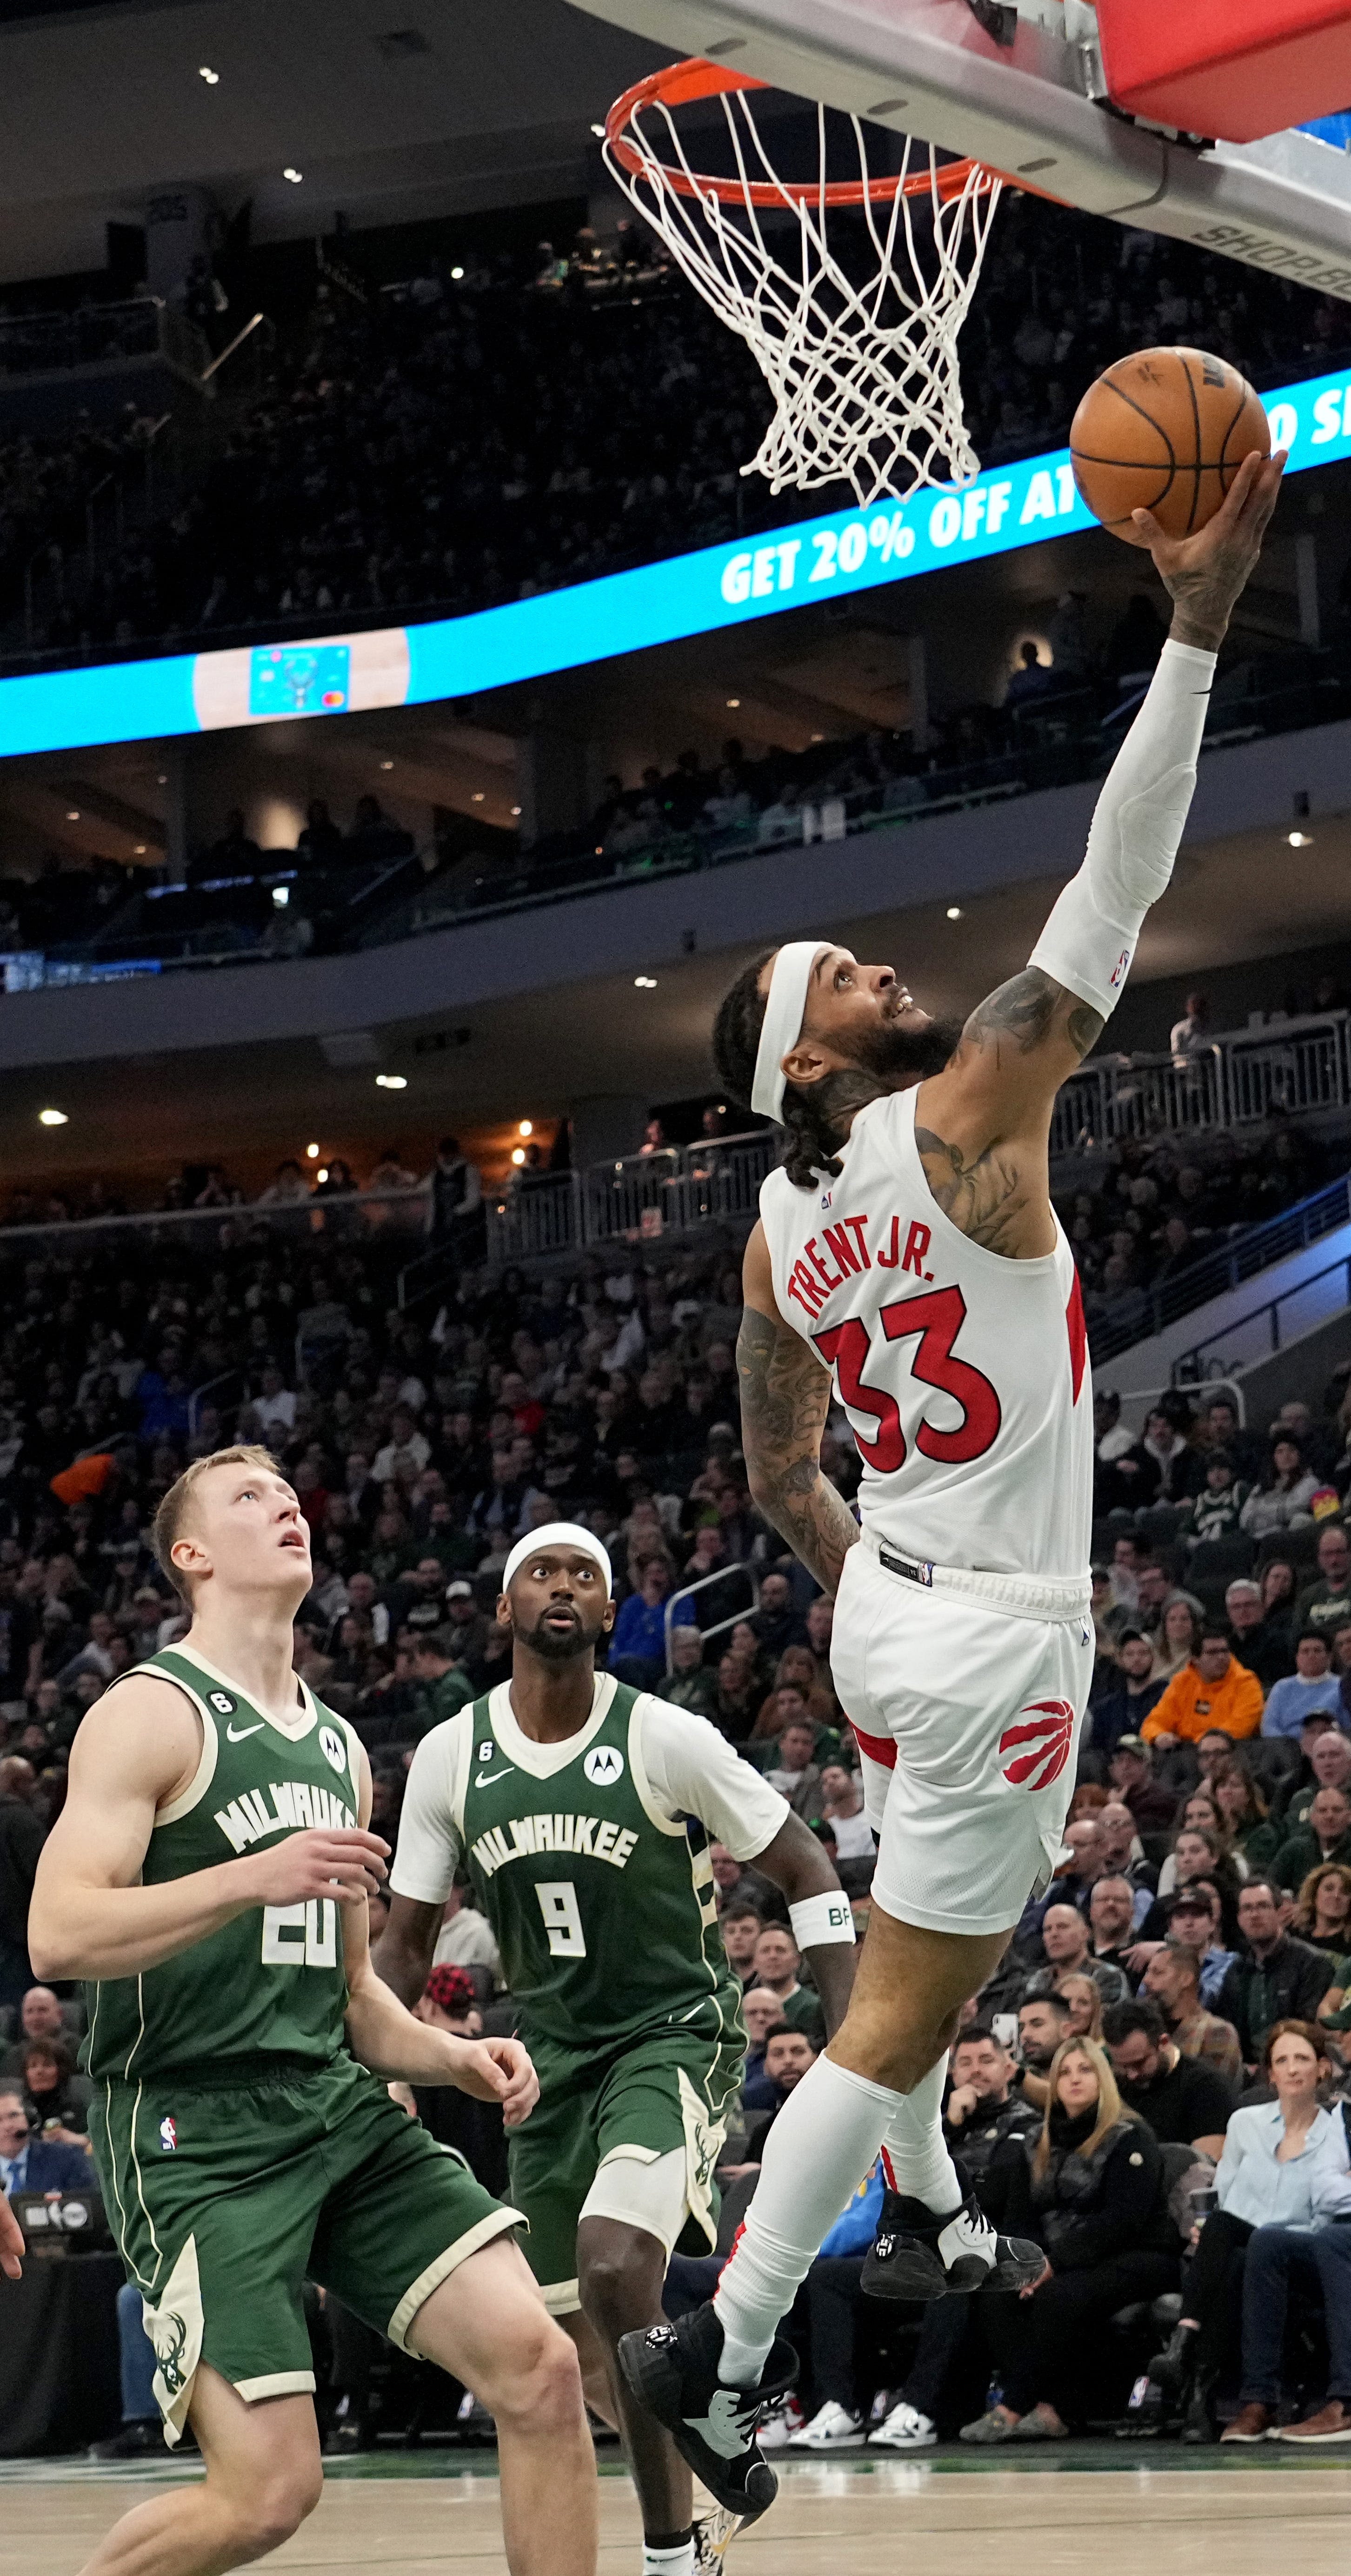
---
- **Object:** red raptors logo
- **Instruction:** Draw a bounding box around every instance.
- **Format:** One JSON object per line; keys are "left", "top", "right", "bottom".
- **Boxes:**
{"left": 999, "top": 1700, "right": 1075, "bottom": 1792}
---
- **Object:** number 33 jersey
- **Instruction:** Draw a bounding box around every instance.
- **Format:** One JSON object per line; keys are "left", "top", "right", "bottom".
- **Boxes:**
{"left": 392, "top": 1677, "right": 788, "bottom": 2052}
{"left": 759, "top": 1086, "right": 1093, "bottom": 1583}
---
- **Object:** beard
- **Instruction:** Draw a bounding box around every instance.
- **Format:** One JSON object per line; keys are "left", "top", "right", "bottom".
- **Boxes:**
{"left": 849, "top": 1008, "right": 965, "bottom": 1086}
{"left": 514, "top": 1603, "right": 605, "bottom": 1664}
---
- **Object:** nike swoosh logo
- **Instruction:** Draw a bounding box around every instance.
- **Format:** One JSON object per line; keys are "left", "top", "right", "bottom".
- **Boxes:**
{"left": 226, "top": 1721, "right": 265, "bottom": 1742}
{"left": 474, "top": 1768, "right": 514, "bottom": 1787}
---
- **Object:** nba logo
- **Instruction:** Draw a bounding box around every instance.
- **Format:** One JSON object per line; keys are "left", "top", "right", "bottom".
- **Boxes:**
{"left": 1110, "top": 948, "right": 1131, "bottom": 989}
{"left": 159, "top": 2118, "right": 177, "bottom": 2153}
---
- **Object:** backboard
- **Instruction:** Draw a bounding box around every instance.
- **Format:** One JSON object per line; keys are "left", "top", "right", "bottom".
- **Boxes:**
{"left": 573, "top": 0, "right": 1351, "bottom": 300}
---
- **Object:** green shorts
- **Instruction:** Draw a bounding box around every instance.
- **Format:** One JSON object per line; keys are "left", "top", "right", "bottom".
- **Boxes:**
{"left": 512, "top": 2026, "right": 743, "bottom": 2316}
{"left": 88, "top": 2050, "right": 521, "bottom": 2443}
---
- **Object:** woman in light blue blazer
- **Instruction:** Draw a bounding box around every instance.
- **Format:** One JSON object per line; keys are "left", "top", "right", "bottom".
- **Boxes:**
{"left": 1149, "top": 2017, "right": 1349, "bottom": 2438}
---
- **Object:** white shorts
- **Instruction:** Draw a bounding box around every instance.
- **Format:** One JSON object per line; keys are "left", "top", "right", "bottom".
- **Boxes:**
{"left": 831, "top": 1536, "right": 1094, "bottom": 1938}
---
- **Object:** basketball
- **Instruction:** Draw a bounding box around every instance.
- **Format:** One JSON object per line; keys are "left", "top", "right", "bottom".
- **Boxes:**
{"left": 1069, "top": 346, "right": 1271, "bottom": 546}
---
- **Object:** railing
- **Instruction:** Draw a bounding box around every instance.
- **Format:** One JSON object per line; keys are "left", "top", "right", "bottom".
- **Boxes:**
{"left": 1054, "top": 1015, "right": 1351, "bottom": 1162}
{"left": 581, "top": 1148, "right": 685, "bottom": 1248}
{"left": 1168, "top": 1254, "right": 1351, "bottom": 1385}
{"left": 1089, "top": 1173, "right": 1351, "bottom": 1366}
{"left": 0, "top": 298, "right": 162, "bottom": 377}
{"left": 200, "top": 312, "right": 271, "bottom": 388}
{"left": 20, "top": 411, "right": 177, "bottom": 649}
{"left": 3, "top": 848, "right": 424, "bottom": 985}
{"left": 1107, "top": 1375, "right": 1247, "bottom": 1437}
{"left": 490, "top": 1134, "right": 779, "bottom": 1264}
{"left": 397, "top": 1131, "right": 779, "bottom": 1302}
{"left": 0, "top": 1182, "right": 433, "bottom": 1258}
{"left": 187, "top": 1367, "right": 244, "bottom": 1440}
{"left": 0, "top": 1130, "right": 775, "bottom": 1273}
{"left": 3, "top": 653, "right": 1349, "bottom": 982}
{"left": 0, "top": 296, "right": 213, "bottom": 390}
{"left": 485, "top": 1174, "right": 585, "bottom": 1267}
{"left": 664, "top": 1561, "right": 759, "bottom": 1674}
{"left": 356, "top": 769, "right": 1058, "bottom": 956}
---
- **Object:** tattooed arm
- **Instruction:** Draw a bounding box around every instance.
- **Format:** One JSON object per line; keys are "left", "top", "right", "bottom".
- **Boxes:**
{"left": 739, "top": 1222, "right": 859, "bottom": 1596}
{"left": 912, "top": 969, "right": 1103, "bottom": 1256}
{"left": 912, "top": 457, "right": 1285, "bottom": 1258}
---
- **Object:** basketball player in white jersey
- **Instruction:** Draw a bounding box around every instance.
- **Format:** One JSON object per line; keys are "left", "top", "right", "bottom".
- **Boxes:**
{"left": 618, "top": 447, "right": 1285, "bottom": 2517}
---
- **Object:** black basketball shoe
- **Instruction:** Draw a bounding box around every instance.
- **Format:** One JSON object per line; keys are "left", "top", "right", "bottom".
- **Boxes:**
{"left": 862, "top": 2168, "right": 1045, "bottom": 2300}
{"left": 618, "top": 2302, "right": 799, "bottom": 2524}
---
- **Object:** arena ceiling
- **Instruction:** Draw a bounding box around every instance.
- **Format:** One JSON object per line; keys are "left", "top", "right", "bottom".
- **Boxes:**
{"left": 0, "top": 0, "right": 671, "bottom": 280}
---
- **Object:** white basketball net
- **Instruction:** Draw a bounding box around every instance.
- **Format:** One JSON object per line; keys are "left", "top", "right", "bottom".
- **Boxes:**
{"left": 604, "top": 75, "right": 1003, "bottom": 507}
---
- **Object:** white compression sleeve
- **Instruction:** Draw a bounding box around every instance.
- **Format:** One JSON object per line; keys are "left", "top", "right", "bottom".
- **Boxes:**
{"left": 712, "top": 2055, "right": 899, "bottom": 2383}
{"left": 1028, "top": 637, "right": 1217, "bottom": 1020}
{"left": 879, "top": 2055, "right": 960, "bottom": 2211}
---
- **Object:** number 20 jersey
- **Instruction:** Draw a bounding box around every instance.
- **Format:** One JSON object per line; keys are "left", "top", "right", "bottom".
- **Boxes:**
{"left": 83, "top": 1647, "right": 362, "bottom": 2084}
{"left": 759, "top": 1086, "right": 1093, "bottom": 1584}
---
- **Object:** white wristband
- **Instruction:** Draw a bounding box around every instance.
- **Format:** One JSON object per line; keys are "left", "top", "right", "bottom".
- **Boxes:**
{"left": 790, "top": 1891, "right": 856, "bottom": 1950}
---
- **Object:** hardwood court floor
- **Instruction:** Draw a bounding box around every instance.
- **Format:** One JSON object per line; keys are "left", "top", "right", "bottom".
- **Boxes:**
{"left": 7, "top": 2454, "right": 1351, "bottom": 2576}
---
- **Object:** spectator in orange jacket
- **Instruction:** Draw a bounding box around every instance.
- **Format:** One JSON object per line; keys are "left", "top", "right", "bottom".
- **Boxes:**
{"left": 1142, "top": 1625, "right": 1265, "bottom": 1747}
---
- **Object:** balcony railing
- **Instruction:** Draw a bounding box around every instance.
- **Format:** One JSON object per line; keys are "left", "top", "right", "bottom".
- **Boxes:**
{"left": 8, "top": 655, "right": 1350, "bottom": 990}
{"left": 0, "top": 1183, "right": 433, "bottom": 1259}
{"left": 479, "top": 1132, "right": 779, "bottom": 1271}
{"left": 0, "top": 297, "right": 213, "bottom": 386}
{"left": 0, "top": 1133, "right": 779, "bottom": 1275}
{"left": 1052, "top": 1014, "right": 1351, "bottom": 1161}
{"left": 1167, "top": 1250, "right": 1351, "bottom": 1388}
{"left": 1088, "top": 1172, "right": 1351, "bottom": 1366}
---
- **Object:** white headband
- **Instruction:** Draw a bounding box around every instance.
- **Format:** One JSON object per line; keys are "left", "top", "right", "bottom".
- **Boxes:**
{"left": 752, "top": 942, "right": 830, "bottom": 1122}
{"left": 501, "top": 1522, "right": 613, "bottom": 1598}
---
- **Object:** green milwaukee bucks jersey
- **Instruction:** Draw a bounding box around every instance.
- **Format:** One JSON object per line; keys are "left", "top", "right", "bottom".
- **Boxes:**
{"left": 460, "top": 1680, "right": 742, "bottom": 2053}
{"left": 84, "top": 1647, "right": 363, "bottom": 2084}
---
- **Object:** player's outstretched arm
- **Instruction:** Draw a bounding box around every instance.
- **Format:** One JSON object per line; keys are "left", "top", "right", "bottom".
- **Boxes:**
{"left": 750, "top": 1813, "right": 858, "bottom": 2035}
{"left": 739, "top": 1221, "right": 859, "bottom": 1597}
{"left": 345, "top": 1753, "right": 537, "bottom": 2125}
{"left": 28, "top": 1675, "right": 390, "bottom": 1983}
{"left": 925, "top": 447, "right": 1286, "bottom": 1149}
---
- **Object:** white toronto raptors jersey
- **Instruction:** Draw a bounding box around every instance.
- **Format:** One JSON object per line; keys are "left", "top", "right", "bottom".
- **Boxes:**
{"left": 758, "top": 1088, "right": 1092, "bottom": 1582}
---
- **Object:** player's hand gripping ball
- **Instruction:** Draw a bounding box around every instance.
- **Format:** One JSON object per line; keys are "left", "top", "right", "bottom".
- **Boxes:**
{"left": 1070, "top": 346, "right": 1270, "bottom": 547}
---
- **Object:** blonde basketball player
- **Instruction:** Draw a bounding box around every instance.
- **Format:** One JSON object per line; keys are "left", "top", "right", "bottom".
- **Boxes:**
{"left": 617, "top": 448, "right": 1285, "bottom": 2519}
{"left": 27, "top": 1447, "right": 596, "bottom": 2576}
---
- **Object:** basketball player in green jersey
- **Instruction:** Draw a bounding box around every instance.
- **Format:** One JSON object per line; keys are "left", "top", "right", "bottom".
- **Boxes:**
{"left": 27, "top": 1447, "right": 596, "bottom": 2576}
{"left": 375, "top": 1520, "right": 857, "bottom": 2576}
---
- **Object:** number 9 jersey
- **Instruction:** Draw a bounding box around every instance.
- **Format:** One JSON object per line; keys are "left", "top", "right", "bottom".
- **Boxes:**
{"left": 759, "top": 1085, "right": 1093, "bottom": 1585}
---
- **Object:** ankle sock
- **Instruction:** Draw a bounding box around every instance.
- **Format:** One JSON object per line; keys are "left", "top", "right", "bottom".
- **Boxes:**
{"left": 641, "top": 2535, "right": 694, "bottom": 2575}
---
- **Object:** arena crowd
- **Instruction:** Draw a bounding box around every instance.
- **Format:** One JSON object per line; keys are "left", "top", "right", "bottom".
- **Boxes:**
{"left": 4, "top": 1188, "right": 1351, "bottom": 2451}
{"left": 7, "top": 189, "right": 1351, "bottom": 664}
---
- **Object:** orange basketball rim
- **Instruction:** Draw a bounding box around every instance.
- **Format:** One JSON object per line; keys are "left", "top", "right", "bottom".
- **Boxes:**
{"left": 604, "top": 56, "right": 999, "bottom": 208}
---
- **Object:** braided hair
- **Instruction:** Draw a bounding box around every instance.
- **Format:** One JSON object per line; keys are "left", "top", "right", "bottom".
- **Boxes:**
{"left": 712, "top": 950, "right": 860, "bottom": 1192}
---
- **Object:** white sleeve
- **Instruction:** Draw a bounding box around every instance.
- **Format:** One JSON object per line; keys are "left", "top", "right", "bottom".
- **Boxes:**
{"left": 1028, "top": 638, "right": 1216, "bottom": 1020}
{"left": 637, "top": 1696, "right": 792, "bottom": 1862}
{"left": 388, "top": 1713, "right": 469, "bottom": 1905}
